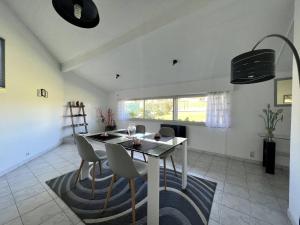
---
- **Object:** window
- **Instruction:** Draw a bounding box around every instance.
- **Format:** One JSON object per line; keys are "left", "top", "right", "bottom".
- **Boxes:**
{"left": 145, "top": 98, "right": 173, "bottom": 120}
{"left": 124, "top": 100, "right": 144, "bottom": 119}
{"left": 0, "top": 38, "right": 4, "bottom": 88}
{"left": 120, "top": 92, "right": 230, "bottom": 128}
{"left": 177, "top": 96, "right": 207, "bottom": 122}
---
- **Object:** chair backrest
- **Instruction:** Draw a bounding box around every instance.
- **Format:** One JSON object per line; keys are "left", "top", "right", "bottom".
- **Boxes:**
{"left": 159, "top": 127, "right": 175, "bottom": 137}
{"left": 105, "top": 143, "right": 140, "bottom": 178}
{"left": 136, "top": 125, "right": 146, "bottom": 133}
{"left": 74, "top": 134, "right": 98, "bottom": 162}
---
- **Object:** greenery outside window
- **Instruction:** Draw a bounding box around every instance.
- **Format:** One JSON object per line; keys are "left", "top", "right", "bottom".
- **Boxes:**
{"left": 177, "top": 96, "right": 207, "bottom": 122}
{"left": 145, "top": 98, "right": 173, "bottom": 120}
{"left": 124, "top": 100, "right": 144, "bottom": 119}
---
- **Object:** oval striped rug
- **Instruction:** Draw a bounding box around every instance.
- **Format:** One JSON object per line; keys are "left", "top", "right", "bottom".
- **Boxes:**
{"left": 46, "top": 160, "right": 216, "bottom": 225}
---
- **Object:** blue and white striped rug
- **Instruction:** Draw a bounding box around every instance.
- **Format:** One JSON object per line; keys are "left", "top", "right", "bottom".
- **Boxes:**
{"left": 46, "top": 160, "right": 216, "bottom": 225}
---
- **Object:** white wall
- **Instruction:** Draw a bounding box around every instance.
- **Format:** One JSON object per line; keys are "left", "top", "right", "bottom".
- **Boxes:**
{"left": 63, "top": 73, "right": 109, "bottom": 141}
{"left": 0, "top": 1, "right": 64, "bottom": 175}
{"left": 0, "top": 1, "right": 108, "bottom": 175}
{"left": 109, "top": 76, "right": 291, "bottom": 167}
{"left": 288, "top": 0, "right": 300, "bottom": 224}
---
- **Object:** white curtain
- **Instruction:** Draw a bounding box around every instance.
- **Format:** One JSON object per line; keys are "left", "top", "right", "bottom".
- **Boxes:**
{"left": 117, "top": 101, "right": 129, "bottom": 121}
{"left": 206, "top": 92, "right": 231, "bottom": 128}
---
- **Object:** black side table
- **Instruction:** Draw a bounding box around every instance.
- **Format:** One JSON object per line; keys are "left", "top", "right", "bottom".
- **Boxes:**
{"left": 262, "top": 139, "right": 276, "bottom": 174}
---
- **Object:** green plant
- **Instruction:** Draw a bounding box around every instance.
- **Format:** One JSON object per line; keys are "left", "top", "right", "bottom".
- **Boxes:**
{"left": 259, "top": 104, "right": 283, "bottom": 138}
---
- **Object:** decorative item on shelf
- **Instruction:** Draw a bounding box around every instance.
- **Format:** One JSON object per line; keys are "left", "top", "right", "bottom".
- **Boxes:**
{"left": 76, "top": 101, "right": 80, "bottom": 107}
{"left": 98, "top": 108, "right": 116, "bottom": 131}
{"left": 259, "top": 104, "right": 283, "bottom": 141}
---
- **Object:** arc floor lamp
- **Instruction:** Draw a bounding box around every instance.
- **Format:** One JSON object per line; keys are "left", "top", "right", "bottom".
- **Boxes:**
{"left": 231, "top": 34, "right": 300, "bottom": 85}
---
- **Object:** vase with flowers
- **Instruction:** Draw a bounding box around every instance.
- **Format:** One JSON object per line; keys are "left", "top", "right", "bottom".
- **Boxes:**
{"left": 98, "top": 108, "right": 116, "bottom": 131}
{"left": 259, "top": 104, "right": 283, "bottom": 141}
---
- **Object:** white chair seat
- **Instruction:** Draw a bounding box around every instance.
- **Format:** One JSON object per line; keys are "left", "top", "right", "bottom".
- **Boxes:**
{"left": 133, "top": 160, "right": 147, "bottom": 176}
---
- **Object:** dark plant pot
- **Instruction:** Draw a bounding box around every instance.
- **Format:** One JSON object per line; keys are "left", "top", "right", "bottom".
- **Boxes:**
{"left": 105, "top": 125, "right": 116, "bottom": 131}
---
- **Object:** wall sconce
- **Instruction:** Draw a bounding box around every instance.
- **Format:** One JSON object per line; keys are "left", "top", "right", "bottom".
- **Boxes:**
{"left": 37, "top": 89, "right": 48, "bottom": 98}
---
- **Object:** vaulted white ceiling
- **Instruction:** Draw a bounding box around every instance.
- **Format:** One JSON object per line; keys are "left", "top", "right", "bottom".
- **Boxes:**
{"left": 4, "top": 0, "right": 294, "bottom": 91}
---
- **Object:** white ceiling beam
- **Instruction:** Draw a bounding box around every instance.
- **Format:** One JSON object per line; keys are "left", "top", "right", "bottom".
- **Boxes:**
{"left": 61, "top": 0, "right": 211, "bottom": 72}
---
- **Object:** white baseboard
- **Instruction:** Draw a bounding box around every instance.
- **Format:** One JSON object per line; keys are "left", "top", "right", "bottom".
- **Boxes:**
{"left": 188, "top": 146, "right": 289, "bottom": 171}
{"left": 287, "top": 208, "right": 298, "bottom": 225}
{"left": 0, "top": 140, "right": 63, "bottom": 177}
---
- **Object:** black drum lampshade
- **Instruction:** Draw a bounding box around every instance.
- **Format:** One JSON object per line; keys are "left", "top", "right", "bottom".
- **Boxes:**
{"left": 231, "top": 49, "right": 275, "bottom": 84}
{"left": 52, "top": 0, "right": 99, "bottom": 28}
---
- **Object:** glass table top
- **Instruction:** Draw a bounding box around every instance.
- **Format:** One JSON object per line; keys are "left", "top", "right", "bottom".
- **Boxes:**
{"left": 258, "top": 133, "right": 290, "bottom": 141}
{"left": 85, "top": 129, "right": 187, "bottom": 158}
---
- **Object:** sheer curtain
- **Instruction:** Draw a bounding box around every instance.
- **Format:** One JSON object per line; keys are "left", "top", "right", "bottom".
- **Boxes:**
{"left": 206, "top": 92, "right": 231, "bottom": 128}
{"left": 117, "top": 101, "right": 128, "bottom": 121}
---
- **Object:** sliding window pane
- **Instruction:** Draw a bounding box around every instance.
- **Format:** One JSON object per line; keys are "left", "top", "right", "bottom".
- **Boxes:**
{"left": 145, "top": 99, "right": 173, "bottom": 120}
{"left": 177, "top": 96, "right": 207, "bottom": 122}
{"left": 124, "top": 100, "right": 144, "bottom": 119}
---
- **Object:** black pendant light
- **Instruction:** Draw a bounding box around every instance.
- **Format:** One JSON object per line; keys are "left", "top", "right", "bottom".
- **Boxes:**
{"left": 52, "top": 0, "right": 100, "bottom": 28}
{"left": 231, "top": 34, "right": 300, "bottom": 85}
{"left": 231, "top": 49, "right": 275, "bottom": 84}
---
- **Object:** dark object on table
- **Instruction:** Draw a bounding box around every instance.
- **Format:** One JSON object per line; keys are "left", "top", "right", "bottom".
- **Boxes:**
{"left": 132, "top": 138, "right": 142, "bottom": 146}
{"left": 76, "top": 101, "right": 80, "bottom": 107}
{"left": 120, "top": 140, "right": 160, "bottom": 153}
{"left": 160, "top": 124, "right": 186, "bottom": 138}
{"left": 154, "top": 133, "right": 161, "bottom": 140}
{"left": 87, "top": 133, "right": 119, "bottom": 142}
{"left": 263, "top": 139, "right": 276, "bottom": 174}
{"left": 105, "top": 125, "right": 117, "bottom": 131}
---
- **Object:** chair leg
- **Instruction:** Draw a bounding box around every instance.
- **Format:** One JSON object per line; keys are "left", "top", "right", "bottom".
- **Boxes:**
{"left": 103, "top": 174, "right": 116, "bottom": 209}
{"left": 129, "top": 178, "right": 136, "bottom": 225}
{"left": 170, "top": 155, "right": 178, "bottom": 176}
{"left": 74, "top": 160, "right": 84, "bottom": 186}
{"left": 131, "top": 151, "right": 134, "bottom": 159}
{"left": 163, "top": 158, "right": 167, "bottom": 191}
{"left": 91, "top": 162, "right": 96, "bottom": 199}
{"left": 98, "top": 160, "right": 102, "bottom": 176}
{"left": 142, "top": 154, "right": 147, "bottom": 162}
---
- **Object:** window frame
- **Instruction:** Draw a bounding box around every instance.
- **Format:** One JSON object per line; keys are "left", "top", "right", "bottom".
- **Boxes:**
{"left": 123, "top": 94, "right": 208, "bottom": 126}
{"left": 0, "top": 38, "right": 5, "bottom": 89}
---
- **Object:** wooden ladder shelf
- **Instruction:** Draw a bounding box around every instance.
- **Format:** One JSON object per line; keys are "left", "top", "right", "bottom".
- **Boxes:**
{"left": 68, "top": 101, "right": 88, "bottom": 143}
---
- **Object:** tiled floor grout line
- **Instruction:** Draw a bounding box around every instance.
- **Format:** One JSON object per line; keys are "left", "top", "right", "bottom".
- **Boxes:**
{"left": 1, "top": 144, "right": 290, "bottom": 225}
{"left": 23, "top": 160, "right": 76, "bottom": 225}
{"left": 5, "top": 176, "right": 25, "bottom": 225}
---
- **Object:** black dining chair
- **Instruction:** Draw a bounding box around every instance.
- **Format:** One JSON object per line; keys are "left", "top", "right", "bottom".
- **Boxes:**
{"left": 159, "top": 127, "right": 178, "bottom": 190}
{"left": 131, "top": 125, "right": 147, "bottom": 162}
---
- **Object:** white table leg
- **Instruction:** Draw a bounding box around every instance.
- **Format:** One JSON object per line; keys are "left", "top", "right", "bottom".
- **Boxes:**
{"left": 147, "top": 156, "right": 160, "bottom": 225}
{"left": 80, "top": 161, "right": 90, "bottom": 180}
{"left": 182, "top": 140, "right": 188, "bottom": 189}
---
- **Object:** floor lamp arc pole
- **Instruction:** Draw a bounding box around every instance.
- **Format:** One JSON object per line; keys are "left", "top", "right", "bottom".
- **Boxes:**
{"left": 252, "top": 34, "right": 300, "bottom": 85}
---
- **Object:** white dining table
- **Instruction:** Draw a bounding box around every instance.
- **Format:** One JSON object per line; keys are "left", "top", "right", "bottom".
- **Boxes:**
{"left": 80, "top": 130, "right": 188, "bottom": 225}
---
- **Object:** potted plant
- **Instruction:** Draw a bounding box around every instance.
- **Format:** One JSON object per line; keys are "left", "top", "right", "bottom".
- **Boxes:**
{"left": 259, "top": 104, "right": 283, "bottom": 141}
{"left": 98, "top": 108, "right": 116, "bottom": 131}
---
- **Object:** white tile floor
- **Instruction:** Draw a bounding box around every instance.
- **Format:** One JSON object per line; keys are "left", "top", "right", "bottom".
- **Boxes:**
{"left": 0, "top": 143, "right": 290, "bottom": 225}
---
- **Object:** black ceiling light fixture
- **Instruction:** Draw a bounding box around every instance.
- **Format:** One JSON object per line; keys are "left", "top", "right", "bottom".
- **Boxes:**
{"left": 172, "top": 59, "right": 179, "bottom": 66}
{"left": 52, "top": 0, "right": 100, "bottom": 28}
{"left": 231, "top": 34, "right": 300, "bottom": 85}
